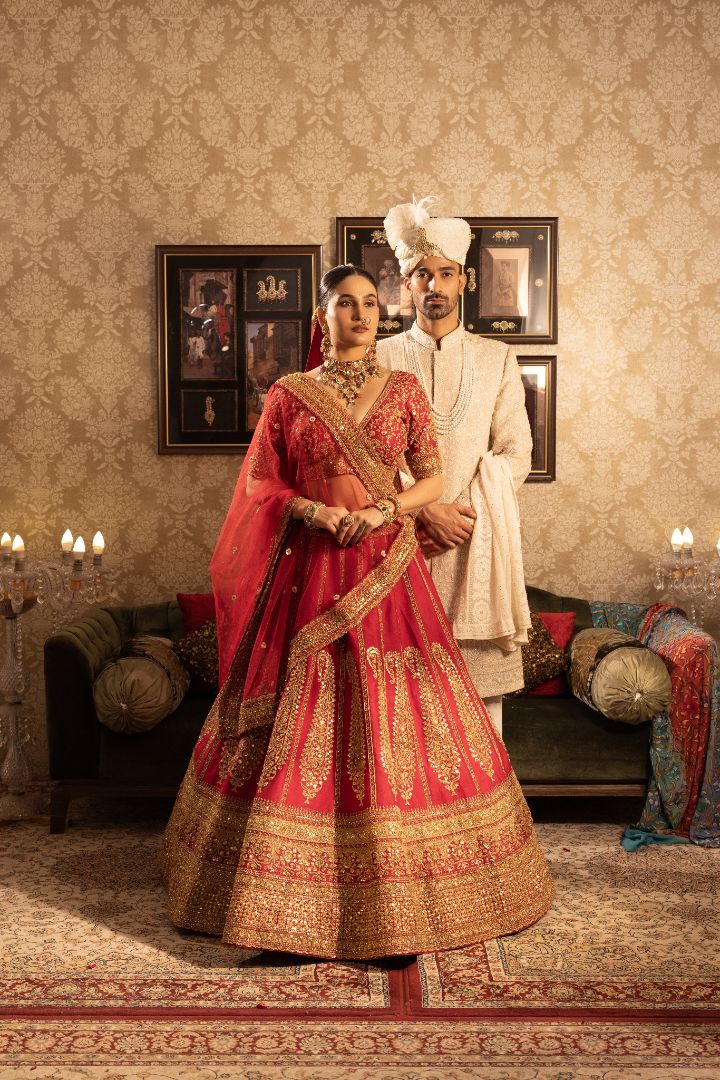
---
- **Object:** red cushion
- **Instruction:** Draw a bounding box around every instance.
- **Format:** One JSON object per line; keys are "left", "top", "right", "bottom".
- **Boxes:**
{"left": 537, "top": 611, "right": 576, "bottom": 650}
{"left": 176, "top": 592, "right": 216, "bottom": 635}
{"left": 528, "top": 674, "right": 569, "bottom": 696}
{"left": 527, "top": 611, "right": 576, "bottom": 696}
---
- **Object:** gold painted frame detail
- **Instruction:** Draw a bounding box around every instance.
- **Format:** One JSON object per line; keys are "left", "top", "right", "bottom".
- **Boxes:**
{"left": 156, "top": 244, "right": 321, "bottom": 454}
{"left": 518, "top": 356, "right": 556, "bottom": 483}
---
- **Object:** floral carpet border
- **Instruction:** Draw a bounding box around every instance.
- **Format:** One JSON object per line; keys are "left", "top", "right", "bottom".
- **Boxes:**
{"left": 3, "top": 963, "right": 720, "bottom": 1023}
{"left": 405, "top": 962, "right": 720, "bottom": 1020}
{"left": 0, "top": 1018, "right": 719, "bottom": 1073}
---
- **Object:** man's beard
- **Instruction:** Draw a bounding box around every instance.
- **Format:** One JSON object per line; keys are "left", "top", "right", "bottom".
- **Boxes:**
{"left": 419, "top": 294, "right": 456, "bottom": 320}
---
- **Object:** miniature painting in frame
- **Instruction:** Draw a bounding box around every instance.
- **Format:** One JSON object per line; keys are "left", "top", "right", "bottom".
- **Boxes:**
{"left": 467, "top": 219, "right": 557, "bottom": 343}
{"left": 518, "top": 356, "right": 556, "bottom": 482}
{"left": 157, "top": 245, "right": 321, "bottom": 453}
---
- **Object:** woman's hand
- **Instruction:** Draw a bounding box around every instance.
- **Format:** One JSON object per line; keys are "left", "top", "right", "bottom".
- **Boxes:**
{"left": 334, "top": 506, "right": 385, "bottom": 547}
{"left": 312, "top": 504, "right": 349, "bottom": 537}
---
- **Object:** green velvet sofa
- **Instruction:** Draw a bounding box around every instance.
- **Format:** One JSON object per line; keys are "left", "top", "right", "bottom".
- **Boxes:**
{"left": 44, "top": 586, "right": 651, "bottom": 832}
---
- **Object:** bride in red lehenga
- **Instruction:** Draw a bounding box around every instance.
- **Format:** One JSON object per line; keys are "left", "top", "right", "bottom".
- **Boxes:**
{"left": 161, "top": 264, "right": 554, "bottom": 960}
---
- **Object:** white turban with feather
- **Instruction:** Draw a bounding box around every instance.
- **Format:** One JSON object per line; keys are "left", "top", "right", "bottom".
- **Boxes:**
{"left": 383, "top": 196, "right": 472, "bottom": 276}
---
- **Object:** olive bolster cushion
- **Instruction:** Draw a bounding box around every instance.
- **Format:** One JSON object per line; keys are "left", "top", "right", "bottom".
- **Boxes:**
{"left": 570, "top": 627, "right": 672, "bottom": 725}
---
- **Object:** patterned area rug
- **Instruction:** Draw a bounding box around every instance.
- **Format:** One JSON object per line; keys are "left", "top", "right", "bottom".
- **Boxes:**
{"left": 411, "top": 824, "right": 720, "bottom": 1016}
{"left": 1, "top": 817, "right": 719, "bottom": 1076}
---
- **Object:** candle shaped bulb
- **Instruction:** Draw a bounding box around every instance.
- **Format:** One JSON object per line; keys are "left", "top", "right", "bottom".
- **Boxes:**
{"left": 716, "top": 537, "right": 720, "bottom": 558}
{"left": 12, "top": 534, "right": 25, "bottom": 572}
{"left": 681, "top": 527, "right": 693, "bottom": 550}
{"left": 670, "top": 528, "right": 683, "bottom": 554}
{"left": 1, "top": 532, "right": 10, "bottom": 551}
{"left": 61, "top": 529, "right": 73, "bottom": 553}
{"left": 92, "top": 531, "right": 105, "bottom": 555}
{"left": 72, "top": 536, "right": 85, "bottom": 556}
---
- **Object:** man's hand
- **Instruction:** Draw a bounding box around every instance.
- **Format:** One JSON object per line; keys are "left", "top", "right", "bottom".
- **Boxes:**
{"left": 418, "top": 503, "right": 476, "bottom": 552}
{"left": 418, "top": 533, "right": 449, "bottom": 559}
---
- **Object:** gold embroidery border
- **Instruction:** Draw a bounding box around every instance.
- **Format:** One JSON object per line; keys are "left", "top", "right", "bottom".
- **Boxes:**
{"left": 279, "top": 373, "right": 395, "bottom": 498}
{"left": 287, "top": 516, "right": 417, "bottom": 670}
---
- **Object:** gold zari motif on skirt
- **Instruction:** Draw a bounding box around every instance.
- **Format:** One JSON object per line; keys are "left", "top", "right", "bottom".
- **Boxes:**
{"left": 299, "top": 650, "right": 336, "bottom": 802}
{"left": 404, "top": 646, "right": 462, "bottom": 794}
{"left": 258, "top": 667, "right": 306, "bottom": 790}
{"left": 432, "top": 642, "right": 497, "bottom": 780}
{"left": 218, "top": 728, "right": 270, "bottom": 791}
{"left": 384, "top": 650, "right": 417, "bottom": 804}
{"left": 366, "top": 645, "right": 396, "bottom": 798}
{"left": 345, "top": 650, "right": 367, "bottom": 805}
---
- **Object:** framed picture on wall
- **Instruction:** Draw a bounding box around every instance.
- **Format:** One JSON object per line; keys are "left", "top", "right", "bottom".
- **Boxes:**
{"left": 336, "top": 216, "right": 557, "bottom": 343}
{"left": 518, "top": 355, "right": 556, "bottom": 482}
{"left": 466, "top": 218, "right": 558, "bottom": 343}
{"left": 156, "top": 244, "right": 321, "bottom": 453}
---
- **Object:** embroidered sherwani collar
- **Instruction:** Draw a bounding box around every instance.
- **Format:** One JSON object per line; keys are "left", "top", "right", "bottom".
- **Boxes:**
{"left": 409, "top": 320, "right": 465, "bottom": 352}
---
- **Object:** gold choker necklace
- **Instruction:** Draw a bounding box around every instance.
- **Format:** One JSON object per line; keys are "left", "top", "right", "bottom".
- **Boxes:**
{"left": 319, "top": 343, "right": 379, "bottom": 409}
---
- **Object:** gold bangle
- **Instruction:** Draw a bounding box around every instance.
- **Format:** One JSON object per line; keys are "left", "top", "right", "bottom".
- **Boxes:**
{"left": 303, "top": 501, "right": 323, "bottom": 529}
{"left": 372, "top": 498, "right": 396, "bottom": 526}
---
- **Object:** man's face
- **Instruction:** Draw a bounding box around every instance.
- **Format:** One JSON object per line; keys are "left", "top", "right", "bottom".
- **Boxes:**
{"left": 404, "top": 256, "right": 466, "bottom": 321}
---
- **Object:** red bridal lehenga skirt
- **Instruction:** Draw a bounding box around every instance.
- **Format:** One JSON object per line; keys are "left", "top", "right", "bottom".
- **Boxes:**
{"left": 161, "top": 526, "right": 554, "bottom": 959}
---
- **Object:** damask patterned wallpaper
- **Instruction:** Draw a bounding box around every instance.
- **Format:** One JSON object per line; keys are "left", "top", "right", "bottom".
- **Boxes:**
{"left": 1, "top": 0, "right": 719, "bottom": 774}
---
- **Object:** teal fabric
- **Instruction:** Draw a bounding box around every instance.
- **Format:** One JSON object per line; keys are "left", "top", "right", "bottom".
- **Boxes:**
{"left": 590, "top": 600, "right": 646, "bottom": 639}
{"left": 593, "top": 600, "right": 720, "bottom": 850}
{"left": 620, "top": 827, "right": 688, "bottom": 851}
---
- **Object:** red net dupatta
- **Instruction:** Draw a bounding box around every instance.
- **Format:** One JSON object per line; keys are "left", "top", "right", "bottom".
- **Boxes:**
{"left": 209, "top": 376, "right": 417, "bottom": 718}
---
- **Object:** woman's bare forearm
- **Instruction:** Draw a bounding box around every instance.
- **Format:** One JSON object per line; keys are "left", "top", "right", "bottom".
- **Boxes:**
{"left": 394, "top": 474, "right": 443, "bottom": 514}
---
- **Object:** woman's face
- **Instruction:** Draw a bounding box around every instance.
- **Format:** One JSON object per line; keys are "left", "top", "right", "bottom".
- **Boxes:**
{"left": 320, "top": 274, "right": 379, "bottom": 352}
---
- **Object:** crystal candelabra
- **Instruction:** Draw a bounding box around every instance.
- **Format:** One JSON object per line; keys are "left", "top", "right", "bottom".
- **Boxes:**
{"left": 0, "top": 529, "right": 115, "bottom": 821}
{"left": 653, "top": 527, "right": 720, "bottom": 628}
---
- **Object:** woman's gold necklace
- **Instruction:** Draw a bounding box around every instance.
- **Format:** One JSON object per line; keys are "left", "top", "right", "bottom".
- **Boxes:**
{"left": 319, "top": 342, "right": 380, "bottom": 409}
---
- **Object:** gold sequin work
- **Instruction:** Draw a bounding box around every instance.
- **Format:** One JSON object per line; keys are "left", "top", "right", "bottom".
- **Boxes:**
{"left": 384, "top": 650, "right": 417, "bottom": 804}
{"left": 367, "top": 645, "right": 396, "bottom": 797}
{"left": 404, "top": 646, "right": 461, "bottom": 795}
{"left": 344, "top": 649, "right": 367, "bottom": 806}
{"left": 431, "top": 642, "right": 497, "bottom": 780}
{"left": 299, "top": 650, "right": 336, "bottom": 803}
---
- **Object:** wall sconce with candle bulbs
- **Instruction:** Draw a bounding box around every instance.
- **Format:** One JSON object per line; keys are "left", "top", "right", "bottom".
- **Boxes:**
{"left": 654, "top": 526, "right": 720, "bottom": 626}
{"left": 0, "top": 528, "right": 115, "bottom": 822}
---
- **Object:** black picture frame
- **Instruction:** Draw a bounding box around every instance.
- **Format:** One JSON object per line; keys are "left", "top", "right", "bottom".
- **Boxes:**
{"left": 465, "top": 218, "right": 557, "bottom": 343}
{"left": 518, "top": 356, "right": 556, "bottom": 482}
{"left": 336, "top": 216, "right": 557, "bottom": 344}
{"left": 156, "top": 244, "right": 321, "bottom": 453}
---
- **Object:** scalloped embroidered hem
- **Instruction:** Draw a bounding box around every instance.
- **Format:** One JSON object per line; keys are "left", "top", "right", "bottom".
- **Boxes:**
{"left": 161, "top": 772, "right": 554, "bottom": 961}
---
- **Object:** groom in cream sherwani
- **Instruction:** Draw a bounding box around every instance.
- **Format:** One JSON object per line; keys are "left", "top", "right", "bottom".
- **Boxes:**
{"left": 377, "top": 198, "right": 533, "bottom": 736}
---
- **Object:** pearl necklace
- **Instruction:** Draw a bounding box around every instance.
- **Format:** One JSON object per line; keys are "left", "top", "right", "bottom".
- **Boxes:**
{"left": 402, "top": 331, "right": 474, "bottom": 435}
{"left": 318, "top": 345, "right": 380, "bottom": 409}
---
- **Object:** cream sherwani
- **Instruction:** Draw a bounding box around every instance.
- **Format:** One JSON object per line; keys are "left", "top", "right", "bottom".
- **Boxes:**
{"left": 378, "top": 322, "right": 532, "bottom": 697}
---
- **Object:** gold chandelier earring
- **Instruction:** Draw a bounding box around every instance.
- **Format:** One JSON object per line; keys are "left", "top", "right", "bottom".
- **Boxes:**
{"left": 321, "top": 320, "right": 333, "bottom": 361}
